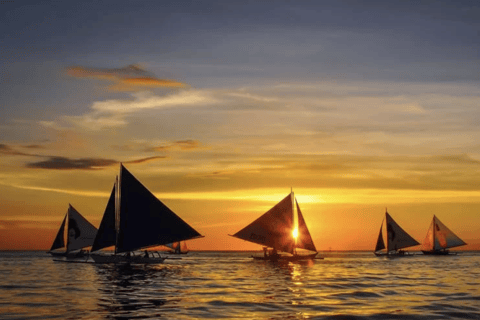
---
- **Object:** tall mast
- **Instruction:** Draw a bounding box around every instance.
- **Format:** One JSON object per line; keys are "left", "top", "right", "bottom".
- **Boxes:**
{"left": 385, "top": 208, "right": 389, "bottom": 253}
{"left": 114, "top": 166, "right": 121, "bottom": 254}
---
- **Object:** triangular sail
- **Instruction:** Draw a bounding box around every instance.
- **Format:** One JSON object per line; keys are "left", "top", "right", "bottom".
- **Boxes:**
{"left": 91, "top": 185, "right": 117, "bottom": 252}
{"left": 295, "top": 200, "right": 317, "bottom": 252}
{"left": 374, "top": 222, "right": 385, "bottom": 252}
{"left": 422, "top": 217, "right": 436, "bottom": 251}
{"left": 385, "top": 212, "right": 419, "bottom": 251}
{"left": 66, "top": 204, "right": 98, "bottom": 252}
{"left": 116, "top": 164, "right": 202, "bottom": 253}
{"left": 423, "top": 215, "right": 466, "bottom": 251}
{"left": 49, "top": 214, "right": 67, "bottom": 251}
{"left": 165, "top": 241, "right": 188, "bottom": 253}
{"left": 232, "top": 193, "right": 295, "bottom": 254}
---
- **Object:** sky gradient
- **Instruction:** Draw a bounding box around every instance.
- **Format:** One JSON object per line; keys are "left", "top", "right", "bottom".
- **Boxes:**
{"left": 1, "top": 0, "right": 480, "bottom": 251}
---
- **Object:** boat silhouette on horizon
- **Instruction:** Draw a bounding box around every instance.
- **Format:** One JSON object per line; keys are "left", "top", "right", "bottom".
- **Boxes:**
{"left": 421, "top": 215, "right": 466, "bottom": 255}
{"left": 48, "top": 204, "right": 97, "bottom": 259}
{"left": 230, "top": 190, "right": 319, "bottom": 261}
{"left": 90, "top": 164, "right": 203, "bottom": 264}
{"left": 374, "top": 210, "right": 419, "bottom": 257}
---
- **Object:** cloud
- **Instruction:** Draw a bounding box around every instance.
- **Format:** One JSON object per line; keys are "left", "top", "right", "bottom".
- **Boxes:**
{"left": 150, "top": 140, "right": 203, "bottom": 152}
{"left": 66, "top": 64, "right": 186, "bottom": 91}
{"left": 0, "top": 144, "right": 23, "bottom": 156}
{"left": 50, "top": 90, "right": 216, "bottom": 130}
{"left": 124, "top": 156, "right": 167, "bottom": 164}
{"left": 26, "top": 157, "right": 118, "bottom": 170}
{"left": 36, "top": 80, "right": 480, "bottom": 160}
{"left": 0, "top": 181, "right": 109, "bottom": 198}
{"left": 25, "top": 155, "right": 166, "bottom": 170}
{"left": 1, "top": 142, "right": 169, "bottom": 170}
{"left": 0, "top": 143, "right": 37, "bottom": 157}
{"left": 22, "top": 144, "right": 47, "bottom": 149}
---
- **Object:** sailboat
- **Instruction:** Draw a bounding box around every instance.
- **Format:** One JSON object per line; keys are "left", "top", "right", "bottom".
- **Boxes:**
{"left": 48, "top": 204, "right": 98, "bottom": 258}
{"left": 230, "top": 191, "right": 318, "bottom": 261}
{"left": 165, "top": 241, "right": 189, "bottom": 254}
{"left": 90, "top": 164, "right": 203, "bottom": 264}
{"left": 374, "top": 210, "right": 419, "bottom": 256}
{"left": 421, "top": 215, "right": 466, "bottom": 255}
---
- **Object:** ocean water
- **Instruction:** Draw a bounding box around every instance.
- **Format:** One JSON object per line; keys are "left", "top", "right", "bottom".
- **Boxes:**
{"left": 0, "top": 251, "right": 479, "bottom": 319}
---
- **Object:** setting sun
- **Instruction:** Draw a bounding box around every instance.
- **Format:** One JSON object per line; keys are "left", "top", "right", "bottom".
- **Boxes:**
{"left": 292, "top": 228, "right": 299, "bottom": 240}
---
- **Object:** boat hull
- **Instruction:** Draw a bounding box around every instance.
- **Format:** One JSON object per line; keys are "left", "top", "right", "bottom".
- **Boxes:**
{"left": 374, "top": 251, "right": 415, "bottom": 257}
{"left": 90, "top": 253, "right": 165, "bottom": 264}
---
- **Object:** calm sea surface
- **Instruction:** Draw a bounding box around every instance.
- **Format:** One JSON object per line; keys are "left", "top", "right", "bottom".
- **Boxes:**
{"left": 1, "top": 251, "right": 479, "bottom": 319}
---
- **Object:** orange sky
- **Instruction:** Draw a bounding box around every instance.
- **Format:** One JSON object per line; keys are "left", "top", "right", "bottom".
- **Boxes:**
{"left": 2, "top": 1, "right": 480, "bottom": 251}
{"left": 1, "top": 167, "right": 479, "bottom": 251}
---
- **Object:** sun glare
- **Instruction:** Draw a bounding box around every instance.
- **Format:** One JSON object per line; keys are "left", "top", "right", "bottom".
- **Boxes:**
{"left": 292, "top": 228, "right": 298, "bottom": 239}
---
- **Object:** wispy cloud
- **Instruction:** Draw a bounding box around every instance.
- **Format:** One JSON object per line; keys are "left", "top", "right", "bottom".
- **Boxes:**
{"left": 34, "top": 80, "right": 480, "bottom": 162}
{"left": 0, "top": 144, "right": 28, "bottom": 156}
{"left": 26, "top": 157, "right": 118, "bottom": 170}
{"left": 124, "top": 156, "right": 167, "bottom": 164}
{"left": 25, "top": 155, "right": 167, "bottom": 170}
{"left": 66, "top": 64, "right": 186, "bottom": 91}
{"left": 0, "top": 181, "right": 109, "bottom": 198}
{"left": 50, "top": 90, "right": 216, "bottom": 130}
{"left": 22, "top": 144, "right": 47, "bottom": 149}
{"left": 1, "top": 143, "right": 165, "bottom": 170}
{"left": 150, "top": 140, "right": 203, "bottom": 152}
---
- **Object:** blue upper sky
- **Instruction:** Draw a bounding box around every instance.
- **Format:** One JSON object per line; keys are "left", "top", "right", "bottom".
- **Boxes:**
{"left": 1, "top": 0, "right": 479, "bottom": 139}
{"left": 2, "top": 1, "right": 479, "bottom": 79}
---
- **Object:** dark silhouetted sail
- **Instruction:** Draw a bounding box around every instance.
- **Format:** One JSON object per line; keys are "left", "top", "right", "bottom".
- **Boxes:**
{"left": 295, "top": 200, "right": 317, "bottom": 252}
{"left": 49, "top": 215, "right": 66, "bottom": 252}
{"left": 66, "top": 204, "right": 98, "bottom": 252}
{"left": 232, "top": 193, "right": 296, "bottom": 254}
{"left": 49, "top": 205, "right": 97, "bottom": 254}
{"left": 422, "top": 215, "right": 466, "bottom": 252}
{"left": 374, "top": 224, "right": 385, "bottom": 252}
{"left": 231, "top": 191, "right": 319, "bottom": 260}
{"left": 115, "top": 164, "right": 202, "bottom": 253}
{"left": 385, "top": 212, "right": 419, "bottom": 251}
{"left": 91, "top": 185, "right": 117, "bottom": 252}
{"left": 374, "top": 210, "right": 419, "bottom": 256}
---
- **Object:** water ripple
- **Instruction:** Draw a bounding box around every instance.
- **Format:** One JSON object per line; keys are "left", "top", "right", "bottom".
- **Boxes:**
{"left": 0, "top": 251, "right": 479, "bottom": 319}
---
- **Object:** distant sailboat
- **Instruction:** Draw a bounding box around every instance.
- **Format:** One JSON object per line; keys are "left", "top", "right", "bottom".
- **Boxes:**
{"left": 231, "top": 191, "right": 318, "bottom": 261}
{"left": 90, "top": 164, "right": 203, "bottom": 264}
{"left": 374, "top": 210, "right": 419, "bottom": 256}
{"left": 165, "top": 241, "right": 189, "bottom": 254}
{"left": 421, "top": 215, "right": 466, "bottom": 255}
{"left": 48, "top": 204, "right": 97, "bottom": 258}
